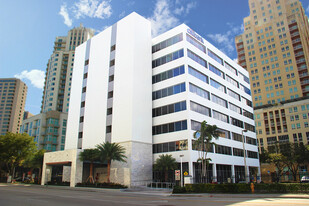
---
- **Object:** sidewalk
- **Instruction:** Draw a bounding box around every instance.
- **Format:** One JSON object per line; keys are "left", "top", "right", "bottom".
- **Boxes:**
{"left": 2, "top": 183, "right": 308, "bottom": 198}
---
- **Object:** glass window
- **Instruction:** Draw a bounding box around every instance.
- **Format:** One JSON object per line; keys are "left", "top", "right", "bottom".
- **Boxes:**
{"left": 187, "top": 49, "right": 207, "bottom": 68}
{"left": 186, "top": 34, "right": 206, "bottom": 53}
{"left": 152, "top": 33, "right": 183, "bottom": 53}
{"left": 208, "top": 49, "right": 223, "bottom": 65}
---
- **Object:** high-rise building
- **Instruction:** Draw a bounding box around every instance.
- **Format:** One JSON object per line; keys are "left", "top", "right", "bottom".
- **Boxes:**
{"left": 41, "top": 13, "right": 259, "bottom": 187}
{"left": 236, "top": 0, "right": 309, "bottom": 152}
{"left": 20, "top": 111, "right": 68, "bottom": 151}
{"left": 41, "top": 24, "right": 94, "bottom": 113}
{"left": 0, "top": 78, "right": 27, "bottom": 135}
{"left": 21, "top": 25, "right": 94, "bottom": 152}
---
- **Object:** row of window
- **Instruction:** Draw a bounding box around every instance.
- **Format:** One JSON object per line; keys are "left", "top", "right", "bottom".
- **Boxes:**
{"left": 152, "top": 120, "right": 187, "bottom": 135}
{"left": 152, "top": 65, "right": 185, "bottom": 84}
{"left": 152, "top": 82, "right": 186, "bottom": 100}
{"left": 153, "top": 139, "right": 258, "bottom": 159}
{"left": 152, "top": 33, "right": 183, "bottom": 53}
{"left": 152, "top": 49, "right": 184, "bottom": 68}
{"left": 152, "top": 101, "right": 186, "bottom": 117}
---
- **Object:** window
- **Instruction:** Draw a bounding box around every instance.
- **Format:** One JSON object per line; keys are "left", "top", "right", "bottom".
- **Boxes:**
{"left": 107, "top": 108, "right": 112, "bottom": 115}
{"left": 228, "top": 89, "right": 240, "bottom": 100}
{"left": 229, "top": 102, "right": 242, "bottom": 114}
{"left": 239, "top": 84, "right": 251, "bottom": 95}
{"left": 233, "top": 148, "right": 244, "bottom": 157}
{"left": 186, "top": 34, "right": 206, "bottom": 53}
{"left": 152, "top": 49, "right": 184, "bottom": 68}
{"left": 209, "top": 64, "right": 224, "bottom": 79}
{"left": 246, "top": 136, "right": 257, "bottom": 145}
{"left": 81, "top": 101, "right": 85, "bottom": 108}
{"left": 82, "top": 87, "right": 86, "bottom": 93}
{"left": 153, "top": 140, "right": 188, "bottom": 153}
{"left": 188, "top": 66, "right": 208, "bottom": 83}
{"left": 210, "top": 79, "right": 226, "bottom": 93}
{"left": 153, "top": 65, "right": 185, "bottom": 84}
{"left": 231, "top": 117, "right": 243, "bottom": 128}
{"left": 190, "top": 101, "right": 210, "bottom": 117}
{"left": 189, "top": 83, "right": 210, "bottom": 100}
{"left": 106, "top": 126, "right": 112, "bottom": 133}
{"left": 152, "top": 82, "right": 186, "bottom": 100}
{"left": 79, "top": 116, "right": 84, "bottom": 123}
{"left": 109, "top": 75, "right": 114, "bottom": 82}
{"left": 243, "top": 109, "right": 254, "bottom": 119}
{"left": 153, "top": 101, "right": 186, "bottom": 117}
{"left": 111, "top": 45, "right": 116, "bottom": 51}
{"left": 152, "top": 33, "right": 183, "bottom": 53}
{"left": 110, "top": 59, "right": 115, "bottom": 67}
{"left": 153, "top": 120, "right": 187, "bottom": 135}
{"left": 215, "top": 145, "right": 232, "bottom": 155}
{"left": 83, "top": 73, "right": 88, "bottom": 79}
{"left": 208, "top": 49, "right": 223, "bottom": 65}
{"left": 187, "top": 49, "right": 207, "bottom": 67}
{"left": 108, "top": 91, "right": 113, "bottom": 98}
{"left": 213, "top": 110, "right": 229, "bottom": 123}
{"left": 226, "top": 75, "right": 239, "bottom": 88}
{"left": 211, "top": 94, "right": 227, "bottom": 108}
{"left": 247, "top": 151, "right": 258, "bottom": 159}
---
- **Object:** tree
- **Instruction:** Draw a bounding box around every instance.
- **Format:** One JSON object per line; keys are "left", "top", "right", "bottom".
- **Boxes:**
{"left": 23, "top": 149, "right": 45, "bottom": 182}
{"left": 193, "top": 121, "right": 219, "bottom": 183}
{"left": 153, "top": 154, "right": 178, "bottom": 182}
{"left": 79, "top": 148, "right": 100, "bottom": 183}
{"left": 281, "top": 143, "right": 309, "bottom": 181}
{"left": 96, "top": 142, "right": 126, "bottom": 183}
{"left": 267, "top": 153, "right": 286, "bottom": 183}
{"left": 0, "top": 133, "right": 37, "bottom": 179}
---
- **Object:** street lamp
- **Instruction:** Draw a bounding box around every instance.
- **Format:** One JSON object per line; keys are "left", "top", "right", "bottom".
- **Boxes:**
{"left": 242, "top": 129, "right": 249, "bottom": 183}
{"left": 180, "top": 155, "right": 184, "bottom": 187}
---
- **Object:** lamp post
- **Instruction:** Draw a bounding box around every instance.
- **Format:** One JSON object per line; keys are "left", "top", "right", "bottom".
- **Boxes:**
{"left": 242, "top": 129, "right": 249, "bottom": 183}
{"left": 180, "top": 155, "right": 184, "bottom": 187}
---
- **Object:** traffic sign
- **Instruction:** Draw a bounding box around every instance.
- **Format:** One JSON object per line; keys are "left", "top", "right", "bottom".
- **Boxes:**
{"left": 175, "top": 170, "right": 180, "bottom": 180}
{"left": 184, "top": 171, "right": 188, "bottom": 176}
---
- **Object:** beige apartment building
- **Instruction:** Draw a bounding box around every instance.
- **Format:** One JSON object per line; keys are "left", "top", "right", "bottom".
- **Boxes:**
{"left": 235, "top": 0, "right": 309, "bottom": 153}
{"left": 41, "top": 24, "right": 94, "bottom": 113}
{"left": 0, "top": 78, "right": 27, "bottom": 135}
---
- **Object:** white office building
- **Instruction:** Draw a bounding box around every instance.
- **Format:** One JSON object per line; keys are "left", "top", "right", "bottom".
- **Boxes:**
{"left": 41, "top": 12, "right": 260, "bottom": 187}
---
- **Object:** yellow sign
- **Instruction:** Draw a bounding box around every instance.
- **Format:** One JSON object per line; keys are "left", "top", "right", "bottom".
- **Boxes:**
{"left": 184, "top": 172, "right": 188, "bottom": 176}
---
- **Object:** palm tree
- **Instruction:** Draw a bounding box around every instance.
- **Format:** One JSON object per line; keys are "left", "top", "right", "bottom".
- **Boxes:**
{"left": 96, "top": 142, "right": 126, "bottom": 183}
{"left": 79, "top": 148, "right": 100, "bottom": 183}
{"left": 153, "top": 154, "right": 178, "bottom": 182}
{"left": 23, "top": 149, "right": 45, "bottom": 183}
{"left": 193, "top": 121, "right": 219, "bottom": 183}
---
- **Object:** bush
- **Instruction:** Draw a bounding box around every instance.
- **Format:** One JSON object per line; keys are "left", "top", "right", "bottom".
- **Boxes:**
{"left": 76, "top": 182, "right": 127, "bottom": 189}
{"left": 173, "top": 183, "right": 309, "bottom": 194}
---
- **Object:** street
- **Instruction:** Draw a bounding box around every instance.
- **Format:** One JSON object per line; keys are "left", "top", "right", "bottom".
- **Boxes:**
{"left": 0, "top": 184, "right": 308, "bottom": 206}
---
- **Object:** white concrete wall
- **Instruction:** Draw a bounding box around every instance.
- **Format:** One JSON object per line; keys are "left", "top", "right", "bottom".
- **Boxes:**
{"left": 65, "top": 43, "right": 87, "bottom": 149}
{"left": 82, "top": 27, "right": 111, "bottom": 148}
{"left": 112, "top": 12, "right": 152, "bottom": 144}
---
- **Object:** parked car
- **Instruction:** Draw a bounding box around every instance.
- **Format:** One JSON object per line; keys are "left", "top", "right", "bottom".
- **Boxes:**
{"left": 300, "top": 176, "right": 309, "bottom": 183}
{"left": 14, "top": 177, "right": 30, "bottom": 182}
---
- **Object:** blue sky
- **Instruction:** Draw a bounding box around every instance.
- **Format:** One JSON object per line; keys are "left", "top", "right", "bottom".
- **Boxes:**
{"left": 1, "top": 0, "right": 309, "bottom": 115}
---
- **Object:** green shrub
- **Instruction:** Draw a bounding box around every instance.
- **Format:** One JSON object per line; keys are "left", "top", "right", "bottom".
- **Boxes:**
{"left": 172, "top": 183, "right": 309, "bottom": 194}
{"left": 76, "top": 182, "right": 127, "bottom": 189}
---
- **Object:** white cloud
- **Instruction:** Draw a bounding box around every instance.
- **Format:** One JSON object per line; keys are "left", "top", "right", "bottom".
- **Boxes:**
{"left": 207, "top": 22, "right": 243, "bottom": 55}
{"left": 306, "top": 5, "right": 309, "bottom": 14}
{"left": 15, "top": 70, "right": 45, "bottom": 89}
{"left": 73, "top": 0, "right": 112, "bottom": 20}
{"left": 119, "top": 11, "right": 125, "bottom": 18}
{"left": 59, "top": 3, "right": 73, "bottom": 27}
{"left": 174, "top": 6, "right": 184, "bottom": 15}
{"left": 185, "top": 2, "right": 196, "bottom": 14}
{"left": 148, "top": 0, "right": 180, "bottom": 37}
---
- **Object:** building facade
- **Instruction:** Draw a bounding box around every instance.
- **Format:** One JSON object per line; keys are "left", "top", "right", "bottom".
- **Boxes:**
{"left": 20, "top": 111, "right": 68, "bottom": 152}
{"left": 41, "top": 24, "right": 94, "bottom": 113}
{"left": 0, "top": 78, "right": 27, "bottom": 135}
{"left": 41, "top": 12, "right": 259, "bottom": 187}
{"left": 235, "top": 0, "right": 309, "bottom": 153}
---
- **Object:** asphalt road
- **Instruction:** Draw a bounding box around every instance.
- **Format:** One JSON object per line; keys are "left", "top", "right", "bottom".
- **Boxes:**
{"left": 0, "top": 184, "right": 308, "bottom": 206}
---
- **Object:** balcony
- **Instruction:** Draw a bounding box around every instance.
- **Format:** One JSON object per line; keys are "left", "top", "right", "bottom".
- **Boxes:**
{"left": 298, "top": 65, "right": 307, "bottom": 72}
{"left": 290, "top": 32, "right": 300, "bottom": 37}
{"left": 299, "top": 73, "right": 308, "bottom": 78}
{"left": 302, "top": 87, "right": 309, "bottom": 93}
{"left": 294, "top": 45, "right": 303, "bottom": 50}
{"left": 292, "top": 38, "right": 301, "bottom": 44}
{"left": 301, "top": 80, "right": 309, "bottom": 85}
{"left": 295, "top": 52, "right": 304, "bottom": 57}
{"left": 296, "top": 58, "right": 306, "bottom": 64}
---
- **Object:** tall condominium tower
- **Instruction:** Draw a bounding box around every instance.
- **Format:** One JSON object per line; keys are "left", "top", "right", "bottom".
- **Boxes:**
{"left": 41, "top": 24, "right": 94, "bottom": 113}
{"left": 41, "top": 13, "right": 259, "bottom": 187}
{"left": 0, "top": 78, "right": 27, "bottom": 135}
{"left": 236, "top": 0, "right": 309, "bottom": 152}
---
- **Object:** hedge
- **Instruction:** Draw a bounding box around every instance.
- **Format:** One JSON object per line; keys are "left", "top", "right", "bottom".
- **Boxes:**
{"left": 76, "top": 182, "right": 127, "bottom": 189}
{"left": 173, "top": 183, "right": 309, "bottom": 194}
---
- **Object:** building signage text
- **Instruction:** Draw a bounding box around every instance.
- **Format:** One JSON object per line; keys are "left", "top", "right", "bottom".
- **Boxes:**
{"left": 187, "top": 28, "right": 204, "bottom": 44}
